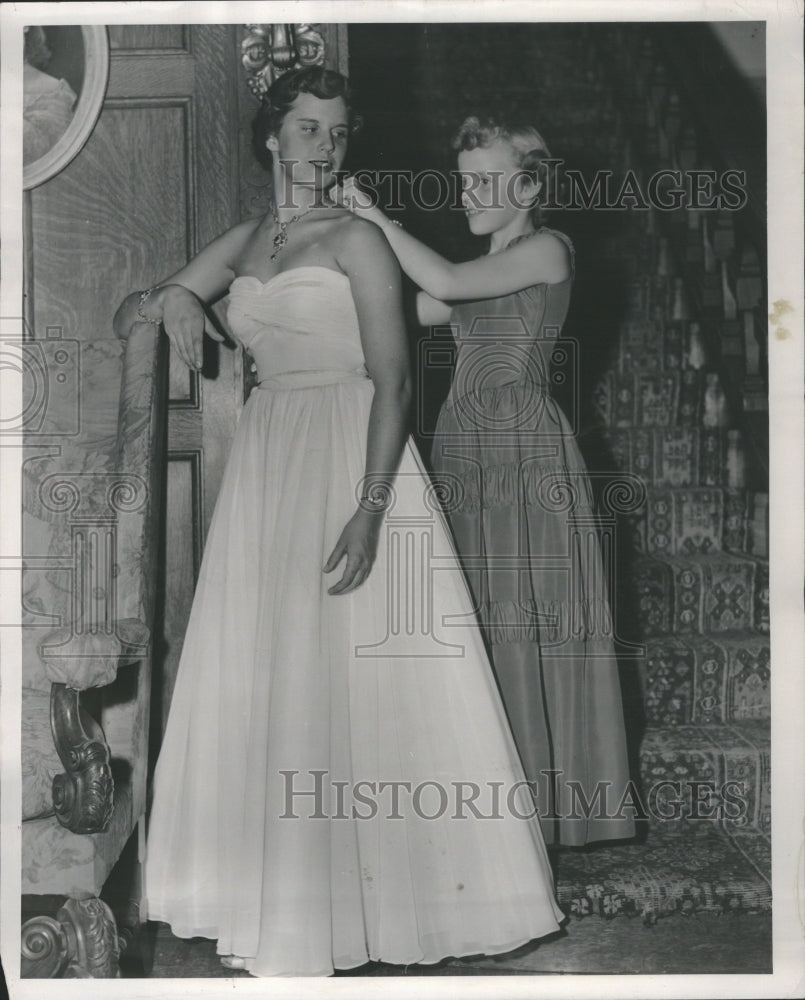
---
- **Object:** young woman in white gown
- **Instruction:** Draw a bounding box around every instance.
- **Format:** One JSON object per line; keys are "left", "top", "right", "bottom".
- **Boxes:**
{"left": 115, "top": 67, "right": 564, "bottom": 978}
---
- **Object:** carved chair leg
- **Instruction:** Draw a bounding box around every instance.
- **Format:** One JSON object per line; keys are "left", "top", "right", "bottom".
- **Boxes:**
{"left": 50, "top": 683, "right": 114, "bottom": 833}
{"left": 21, "top": 897, "right": 119, "bottom": 978}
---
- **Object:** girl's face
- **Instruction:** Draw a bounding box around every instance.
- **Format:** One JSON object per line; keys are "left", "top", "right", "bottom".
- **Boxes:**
{"left": 457, "top": 140, "right": 540, "bottom": 237}
{"left": 267, "top": 92, "right": 349, "bottom": 195}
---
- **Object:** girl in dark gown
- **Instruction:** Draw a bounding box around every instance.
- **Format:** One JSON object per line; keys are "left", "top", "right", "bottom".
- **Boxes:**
{"left": 341, "top": 114, "right": 635, "bottom": 848}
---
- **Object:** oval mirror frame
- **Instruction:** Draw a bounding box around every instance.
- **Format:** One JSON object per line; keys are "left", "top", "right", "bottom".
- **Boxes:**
{"left": 23, "top": 25, "right": 110, "bottom": 191}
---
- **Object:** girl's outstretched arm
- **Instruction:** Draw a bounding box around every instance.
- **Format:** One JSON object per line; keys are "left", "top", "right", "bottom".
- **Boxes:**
{"left": 338, "top": 178, "right": 571, "bottom": 302}
{"left": 417, "top": 291, "right": 453, "bottom": 326}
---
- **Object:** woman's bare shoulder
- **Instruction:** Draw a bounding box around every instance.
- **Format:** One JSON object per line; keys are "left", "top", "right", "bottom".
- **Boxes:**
{"left": 321, "top": 206, "right": 368, "bottom": 235}
{"left": 331, "top": 212, "right": 391, "bottom": 255}
{"left": 219, "top": 216, "right": 263, "bottom": 249}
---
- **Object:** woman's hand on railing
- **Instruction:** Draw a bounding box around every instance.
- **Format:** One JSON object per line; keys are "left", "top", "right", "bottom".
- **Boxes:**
{"left": 114, "top": 284, "right": 224, "bottom": 370}
{"left": 149, "top": 284, "right": 224, "bottom": 371}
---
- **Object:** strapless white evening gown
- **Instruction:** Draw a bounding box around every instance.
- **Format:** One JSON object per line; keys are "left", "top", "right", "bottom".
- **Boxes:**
{"left": 144, "top": 266, "right": 564, "bottom": 976}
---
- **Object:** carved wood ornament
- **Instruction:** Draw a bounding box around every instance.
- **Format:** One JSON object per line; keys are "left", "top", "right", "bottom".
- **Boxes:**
{"left": 241, "top": 23, "right": 327, "bottom": 98}
{"left": 21, "top": 897, "right": 119, "bottom": 978}
{"left": 50, "top": 683, "right": 114, "bottom": 834}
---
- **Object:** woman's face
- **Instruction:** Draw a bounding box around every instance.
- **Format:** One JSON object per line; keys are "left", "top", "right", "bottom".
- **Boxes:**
{"left": 457, "top": 140, "right": 539, "bottom": 236}
{"left": 267, "top": 91, "right": 349, "bottom": 198}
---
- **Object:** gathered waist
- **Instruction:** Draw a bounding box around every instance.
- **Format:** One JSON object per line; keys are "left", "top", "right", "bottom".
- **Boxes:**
{"left": 255, "top": 367, "right": 371, "bottom": 391}
{"left": 445, "top": 376, "right": 551, "bottom": 411}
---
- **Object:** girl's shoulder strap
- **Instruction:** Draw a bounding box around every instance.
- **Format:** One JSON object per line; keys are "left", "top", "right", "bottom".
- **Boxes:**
{"left": 537, "top": 226, "right": 575, "bottom": 255}
{"left": 537, "top": 225, "right": 575, "bottom": 280}
{"left": 500, "top": 227, "right": 576, "bottom": 292}
{"left": 505, "top": 227, "right": 575, "bottom": 258}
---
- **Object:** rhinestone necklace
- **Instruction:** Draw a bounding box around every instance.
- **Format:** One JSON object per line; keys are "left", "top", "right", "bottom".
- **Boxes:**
{"left": 270, "top": 207, "right": 314, "bottom": 261}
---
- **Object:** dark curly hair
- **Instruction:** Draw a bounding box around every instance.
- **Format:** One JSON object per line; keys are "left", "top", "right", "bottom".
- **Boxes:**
{"left": 452, "top": 114, "right": 553, "bottom": 226}
{"left": 251, "top": 66, "right": 360, "bottom": 170}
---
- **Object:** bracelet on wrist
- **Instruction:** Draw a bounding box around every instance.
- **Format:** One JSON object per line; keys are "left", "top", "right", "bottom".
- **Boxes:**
{"left": 137, "top": 286, "right": 163, "bottom": 326}
{"left": 358, "top": 492, "right": 390, "bottom": 513}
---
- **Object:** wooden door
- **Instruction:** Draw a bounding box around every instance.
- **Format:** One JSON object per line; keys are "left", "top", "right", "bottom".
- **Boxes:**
{"left": 29, "top": 24, "right": 244, "bottom": 744}
{"left": 105, "top": 26, "right": 243, "bottom": 741}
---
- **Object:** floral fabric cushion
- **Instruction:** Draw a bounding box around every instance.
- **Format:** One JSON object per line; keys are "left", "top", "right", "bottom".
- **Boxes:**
{"left": 21, "top": 331, "right": 160, "bottom": 896}
{"left": 22, "top": 783, "right": 133, "bottom": 896}
{"left": 21, "top": 687, "right": 60, "bottom": 820}
{"left": 22, "top": 339, "right": 123, "bottom": 691}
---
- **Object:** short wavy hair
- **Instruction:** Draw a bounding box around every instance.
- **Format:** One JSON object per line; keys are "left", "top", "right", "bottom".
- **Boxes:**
{"left": 251, "top": 66, "right": 360, "bottom": 170}
{"left": 452, "top": 114, "right": 553, "bottom": 225}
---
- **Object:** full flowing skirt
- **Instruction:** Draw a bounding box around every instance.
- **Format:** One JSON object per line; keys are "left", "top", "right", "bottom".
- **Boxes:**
{"left": 144, "top": 377, "right": 565, "bottom": 976}
{"left": 432, "top": 383, "right": 635, "bottom": 847}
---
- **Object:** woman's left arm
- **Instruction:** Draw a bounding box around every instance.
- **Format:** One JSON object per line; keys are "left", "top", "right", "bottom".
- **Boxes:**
{"left": 323, "top": 218, "right": 412, "bottom": 596}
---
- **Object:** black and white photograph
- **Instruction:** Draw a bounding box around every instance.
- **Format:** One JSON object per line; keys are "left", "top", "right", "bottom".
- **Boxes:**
{"left": 1, "top": 2, "right": 802, "bottom": 997}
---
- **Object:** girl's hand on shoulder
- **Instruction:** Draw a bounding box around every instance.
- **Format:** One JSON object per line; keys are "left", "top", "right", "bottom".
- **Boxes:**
{"left": 335, "top": 176, "right": 384, "bottom": 226}
{"left": 323, "top": 509, "right": 383, "bottom": 595}
{"left": 158, "top": 284, "right": 224, "bottom": 371}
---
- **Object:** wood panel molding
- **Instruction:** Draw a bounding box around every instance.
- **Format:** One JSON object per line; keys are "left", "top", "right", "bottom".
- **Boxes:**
{"left": 30, "top": 101, "right": 190, "bottom": 342}
{"left": 108, "top": 24, "right": 191, "bottom": 55}
{"left": 106, "top": 55, "right": 196, "bottom": 100}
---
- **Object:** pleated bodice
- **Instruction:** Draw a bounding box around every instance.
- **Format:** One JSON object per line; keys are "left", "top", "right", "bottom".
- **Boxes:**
{"left": 227, "top": 266, "right": 369, "bottom": 388}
